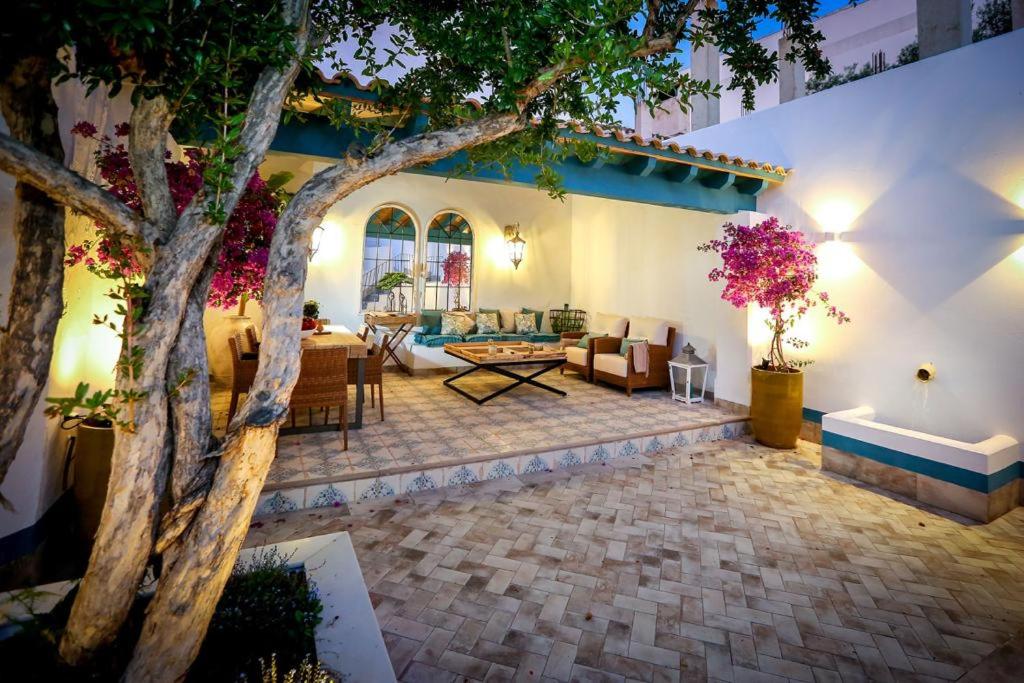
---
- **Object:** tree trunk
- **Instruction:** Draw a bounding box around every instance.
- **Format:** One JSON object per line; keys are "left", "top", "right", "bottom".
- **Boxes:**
{"left": 167, "top": 252, "right": 219, "bottom": 504}
{"left": 0, "top": 57, "right": 66, "bottom": 503}
{"left": 125, "top": 111, "right": 526, "bottom": 682}
{"left": 59, "top": 211, "right": 223, "bottom": 664}
{"left": 123, "top": 210, "right": 312, "bottom": 683}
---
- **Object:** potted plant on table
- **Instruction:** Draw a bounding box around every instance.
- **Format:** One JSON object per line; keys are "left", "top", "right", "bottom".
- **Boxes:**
{"left": 375, "top": 271, "right": 414, "bottom": 312}
{"left": 301, "top": 299, "right": 320, "bottom": 337}
{"left": 699, "top": 217, "right": 849, "bottom": 448}
{"left": 441, "top": 250, "right": 472, "bottom": 311}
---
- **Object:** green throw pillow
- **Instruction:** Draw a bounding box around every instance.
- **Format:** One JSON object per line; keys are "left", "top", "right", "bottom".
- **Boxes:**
{"left": 418, "top": 309, "right": 443, "bottom": 335}
{"left": 576, "top": 332, "right": 607, "bottom": 348}
{"left": 619, "top": 338, "right": 645, "bottom": 355}
{"left": 520, "top": 307, "right": 544, "bottom": 331}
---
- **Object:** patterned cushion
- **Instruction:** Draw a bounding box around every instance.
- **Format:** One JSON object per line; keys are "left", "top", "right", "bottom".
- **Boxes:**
{"left": 441, "top": 312, "right": 475, "bottom": 336}
{"left": 514, "top": 312, "right": 538, "bottom": 335}
{"left": 521, "top": 307, "right": 544, "bottom": 331}
{"left": 475, "top": 312, "right": 500, "bottom": 334}
{"left": 412, "top": 333, "right": 464, "bottom": 347}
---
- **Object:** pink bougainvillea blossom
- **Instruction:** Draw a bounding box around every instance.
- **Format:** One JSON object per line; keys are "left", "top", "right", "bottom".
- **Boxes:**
{"left": 699, "top": 216, "right": 849, "bottom": 370}
{"left": 68, "top": 121, "right": 280, "bottom": 310}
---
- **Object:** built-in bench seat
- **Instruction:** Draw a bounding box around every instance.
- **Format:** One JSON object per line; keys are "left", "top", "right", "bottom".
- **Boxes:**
{"left": 412, "top": 332, "right": 560, "bottom": 347}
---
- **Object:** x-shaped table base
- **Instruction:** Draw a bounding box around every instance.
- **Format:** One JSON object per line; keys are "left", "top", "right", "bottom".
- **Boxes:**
{"left": 443, "top": 359, "right": 567, "bottom": 404}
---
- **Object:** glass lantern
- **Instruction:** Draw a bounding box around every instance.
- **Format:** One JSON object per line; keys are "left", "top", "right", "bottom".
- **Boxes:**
{"left": 667, "top": 343, "right": 709, "bottom": 404}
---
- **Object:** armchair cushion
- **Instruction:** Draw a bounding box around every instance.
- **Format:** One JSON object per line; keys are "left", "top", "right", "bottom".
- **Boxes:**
{"left": 564, "top": 345, "right": 589, "bottom": 366}
{"left": 594, "top": 353, "right": 629, "bottom": 377}
{"left": 627, "top": 317, "right": 670, "bottom": 346}
{"left": 619, "top": 338, "right": 646, "bottom": 355}
{"left": 591, "top": 312, "right": 628, "bottom": 338}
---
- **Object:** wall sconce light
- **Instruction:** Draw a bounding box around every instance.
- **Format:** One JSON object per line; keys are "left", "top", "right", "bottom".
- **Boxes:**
{"left": 309, "top": 225, "right": 325, "bottom": 261}
{"left": 504, "top": 223, "right": 526, "bottom": 270}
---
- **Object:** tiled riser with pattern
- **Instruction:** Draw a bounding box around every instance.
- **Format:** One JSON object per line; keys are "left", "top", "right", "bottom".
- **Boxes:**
{"left": 255, "top": 420, "right": 748, "bottom": 515}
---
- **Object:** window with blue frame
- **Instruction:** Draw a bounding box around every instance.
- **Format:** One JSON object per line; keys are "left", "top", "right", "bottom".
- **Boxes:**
{"left": 424, "top": 212, "right": 473, "bottom": 311}
{"left": 361, "top": 207, "right": 416, "bottom": 312}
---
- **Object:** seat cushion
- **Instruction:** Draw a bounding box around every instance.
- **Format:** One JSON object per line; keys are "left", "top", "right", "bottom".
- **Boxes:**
{"left": 591, "top": 312, "right": 628, "bottom": 338}
{"left": 412, "top": 333, "right": 464, "bottom": 347}
{"left": 564, "top": 345, "right": 589, "bottom": 366}
{"left": 627, "top": 316, "right": 669, "bottom": 346}
{"left": 594, "top": 353, "right": 629, "bottom": 377}
{"left": 465, "top": 333, "right": 505, "bottom": 343}
{"left": 528, "top": 333, "right": 560, "bottom": 343}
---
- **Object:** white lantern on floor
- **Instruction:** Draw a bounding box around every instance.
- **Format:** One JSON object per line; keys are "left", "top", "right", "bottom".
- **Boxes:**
{"left": 668, "top": 343, "right": 709, "bottom": 404}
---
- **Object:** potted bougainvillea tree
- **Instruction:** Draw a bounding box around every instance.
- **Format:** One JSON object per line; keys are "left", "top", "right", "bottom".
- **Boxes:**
{"left": 699, "top": 217, "right": 849, "bottom": 448}
{"left": 442, "top": 250, "right": 471, "bottom": 310}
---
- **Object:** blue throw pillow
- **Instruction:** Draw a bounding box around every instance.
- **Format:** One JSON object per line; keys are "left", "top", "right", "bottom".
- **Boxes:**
{"left": 576, "top": 332, "right": 607, "bottom": 349}
{"left": 619, "top": 338, "right": 645, "bottom": 355}
{"left": 418, "top": 309, "right": 444, "bottom": 335}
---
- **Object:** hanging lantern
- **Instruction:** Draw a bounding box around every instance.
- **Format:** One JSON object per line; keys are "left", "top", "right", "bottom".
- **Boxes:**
{"left": 504, "top": 223, "right": 526, "bottom": 270}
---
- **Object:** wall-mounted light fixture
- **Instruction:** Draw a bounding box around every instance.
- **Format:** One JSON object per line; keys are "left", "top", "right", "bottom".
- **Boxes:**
{"left": 309, "top": 225, "right": 325, "bottom": 261}
{"left": 504, "top": 223, "right": 526, "bottom": 270}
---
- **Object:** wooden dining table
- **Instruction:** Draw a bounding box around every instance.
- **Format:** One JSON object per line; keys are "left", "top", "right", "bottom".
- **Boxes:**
{"left": 288, "top": 325, "right": 371, "bottom": 432}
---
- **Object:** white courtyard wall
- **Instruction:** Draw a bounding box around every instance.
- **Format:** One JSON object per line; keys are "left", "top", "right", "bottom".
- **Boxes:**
{"left": 681, "top": 29, "right": 1024, "bottom": 444}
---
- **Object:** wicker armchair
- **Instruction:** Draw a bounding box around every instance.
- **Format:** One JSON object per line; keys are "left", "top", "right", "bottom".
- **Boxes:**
{"left": 349, "top": 333, "right": 389, "bottom": 421}
{"left": 290, "top": 346, "right": 349, "bottom": 450}
{"left": 228, "top": 332, "right": 258, "bottom": 421}
{"left": 593, "top": 327, "right": 677, "bottom": 396}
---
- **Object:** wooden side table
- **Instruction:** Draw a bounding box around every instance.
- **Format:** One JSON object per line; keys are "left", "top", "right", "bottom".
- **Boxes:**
{"left": 364, "top": 312, "right": 417, "bottom": 375}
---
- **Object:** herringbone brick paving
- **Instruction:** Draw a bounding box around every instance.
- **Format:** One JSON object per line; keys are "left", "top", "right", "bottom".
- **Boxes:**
{"left": 246, "top": 438, "right": 1024, "bottom": 682}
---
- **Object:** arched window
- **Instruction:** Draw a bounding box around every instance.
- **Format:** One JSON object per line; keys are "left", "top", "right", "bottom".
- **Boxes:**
{"left": 361, "top": 206, "right": 416, "bottom": 312}
{"left": 424, "top": 212, "right": 473, "bottom": 311}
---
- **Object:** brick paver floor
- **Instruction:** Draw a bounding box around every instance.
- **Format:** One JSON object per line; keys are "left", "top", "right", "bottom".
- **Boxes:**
{"left": 245, "top": 437, "right": 1024, "bottom": 682}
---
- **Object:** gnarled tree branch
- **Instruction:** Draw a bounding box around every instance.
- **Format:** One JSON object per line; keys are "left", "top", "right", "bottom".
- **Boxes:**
{"left": 128, "top": 95, "right": 176, "bottom": 236}
{"left": 0, "top": 131, "right": 145, "bottom": 240}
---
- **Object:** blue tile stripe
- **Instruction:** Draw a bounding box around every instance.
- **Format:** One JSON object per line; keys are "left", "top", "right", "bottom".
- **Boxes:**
{"left": 822, "top": 431, "right": 1020, "bottom": 493}
{"left": 803, "top": 407, "right": 826, "bottom": 423}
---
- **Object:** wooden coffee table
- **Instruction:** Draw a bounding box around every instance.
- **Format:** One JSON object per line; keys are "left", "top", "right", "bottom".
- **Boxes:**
{"left": 443, "top": 342, "right": 567, "bottom": 404}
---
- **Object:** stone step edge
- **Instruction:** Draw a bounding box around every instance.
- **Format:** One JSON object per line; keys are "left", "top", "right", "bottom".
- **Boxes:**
{"left": 265, "top": 415, "right": 749, "bottom": 493}
{"left": 256, "top": 418, "right": 749, "bottom": 516}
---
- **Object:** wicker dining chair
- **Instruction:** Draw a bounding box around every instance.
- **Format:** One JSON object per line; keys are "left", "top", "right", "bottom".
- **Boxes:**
{"left": 349, "top": 333, "right": 389, "bottom": 421}
{"left": 228, "top": 332, "right": 258, "bottom": 421}
{"left": 243, "top": 325, "right": 260, "bottom": 356}
{"left": 290, "top": 346, "right": 349, "bottom": 450}
{"left": 355, "top": 324, "right": 370, "bottom": 341}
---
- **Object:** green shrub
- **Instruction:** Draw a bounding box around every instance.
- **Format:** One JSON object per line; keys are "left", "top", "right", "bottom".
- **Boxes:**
{"left": 189, "top": 548, "right": 323, "bottom": 682}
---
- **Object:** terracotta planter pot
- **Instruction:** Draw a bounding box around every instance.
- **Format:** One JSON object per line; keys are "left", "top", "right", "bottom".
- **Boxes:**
{"left": 750, "top": 367, "right": 803, "bottom": 448}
